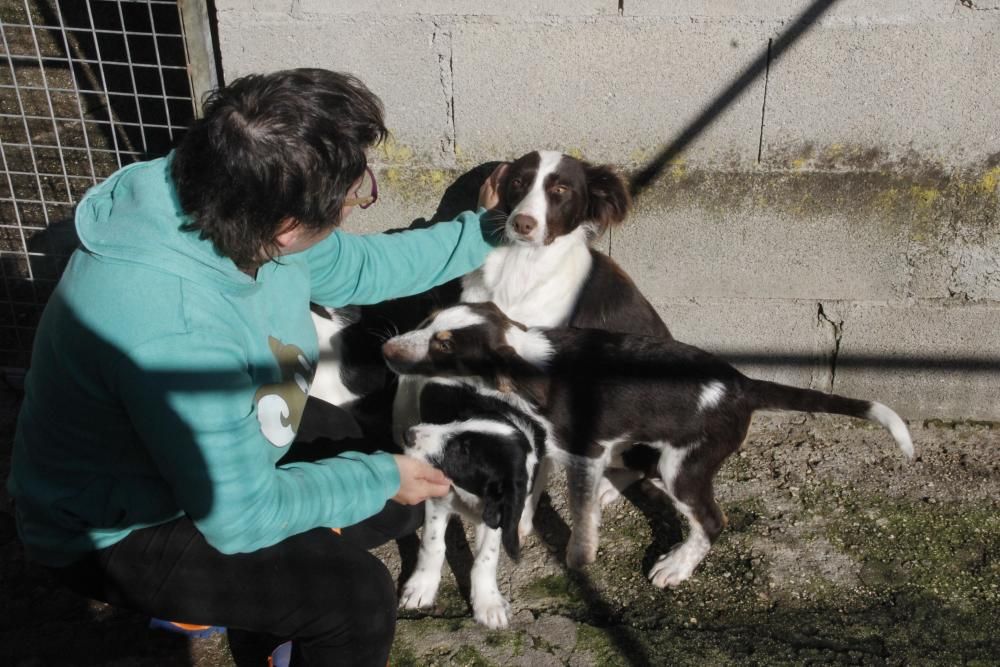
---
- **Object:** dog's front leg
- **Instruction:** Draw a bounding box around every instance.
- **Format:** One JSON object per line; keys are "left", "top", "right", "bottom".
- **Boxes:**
{"left": 470, "top": 522, "right": 511, "bottom": 629}
{"left": 565, "top": 460, "right": 603, "bottom": 569}
{"left": 399, "top": 498, "right": 451, "bottom": 609}
{"left": 597, "top": 468, "right": 646, "bottom": 508}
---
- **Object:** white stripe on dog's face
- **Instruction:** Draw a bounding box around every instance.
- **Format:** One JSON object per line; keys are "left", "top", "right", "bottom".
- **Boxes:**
{"left": 384, "top": 305, "right": 485, "bottom": 366}
{"left": 507, "top": 150, "right": 563, "bottom": 246}
{"left": 405, "top": 419, "right": 519, "bottom": 463}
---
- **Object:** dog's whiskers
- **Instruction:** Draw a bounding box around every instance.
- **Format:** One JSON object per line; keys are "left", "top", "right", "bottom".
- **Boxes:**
{"left": 368, "top": 319, "right": 401, "bottom": 344}
{"left": 482, "top": 211, "right": 508, "bottom": 242}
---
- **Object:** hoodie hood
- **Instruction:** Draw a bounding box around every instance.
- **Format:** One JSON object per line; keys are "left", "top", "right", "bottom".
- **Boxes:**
{"left": 75, "top": 154, "right": 257, "bottom": 294}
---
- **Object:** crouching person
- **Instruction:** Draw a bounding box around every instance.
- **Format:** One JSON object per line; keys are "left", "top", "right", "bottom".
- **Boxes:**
{"left": 7, "top": 68, "right": 505, "bottom": 666}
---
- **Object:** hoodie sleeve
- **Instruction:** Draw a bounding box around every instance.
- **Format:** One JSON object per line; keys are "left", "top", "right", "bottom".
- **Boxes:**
{"left": 116, "top": 332, "right": 401, "bottom": 554}
{"left": 304, "top": 208, "right": 496, "bottom": 307}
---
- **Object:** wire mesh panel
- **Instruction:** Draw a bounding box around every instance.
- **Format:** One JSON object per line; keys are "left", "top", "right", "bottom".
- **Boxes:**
{"left": 0, "top": 0, "right": 209, "bottom": 369}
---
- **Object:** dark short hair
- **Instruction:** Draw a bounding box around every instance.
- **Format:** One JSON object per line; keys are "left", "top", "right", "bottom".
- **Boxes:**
{"left": 172, "top": 68, "right": 387, "bottom": 267}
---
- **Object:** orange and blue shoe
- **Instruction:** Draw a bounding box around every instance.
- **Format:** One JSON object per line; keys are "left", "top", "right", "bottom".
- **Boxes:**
{"left": 268, "top": 641, "right": 292, "bottom": 667}
{"left": 148, "top": 618, "right": 226, "bottom": 638}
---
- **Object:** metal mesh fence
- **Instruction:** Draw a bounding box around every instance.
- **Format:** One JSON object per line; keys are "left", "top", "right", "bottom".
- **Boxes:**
{"left": 0, "top": 0, "right": 210, "bottom": 370}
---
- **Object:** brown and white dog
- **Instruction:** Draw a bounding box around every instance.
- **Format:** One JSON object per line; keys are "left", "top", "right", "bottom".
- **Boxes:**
{"left": 461, "top": 150, "right": 668, "bottom": 335}
{"left": 384, "top": 302, "right": 914, "bottom": 589}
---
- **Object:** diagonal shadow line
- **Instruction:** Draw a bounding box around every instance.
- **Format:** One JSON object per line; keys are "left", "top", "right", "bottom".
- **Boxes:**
{"left": 315, "top": 349, "right": 1000, "bottom": 373}
{"left": 629, "top": 0, "right": 841, "bottom": 198}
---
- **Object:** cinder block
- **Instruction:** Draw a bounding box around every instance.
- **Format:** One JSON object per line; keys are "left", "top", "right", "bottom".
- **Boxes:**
{"left": 625, "top": 0, "right": 954, "bottom": 19}
{"left": 648, "top": 297, "right": 832, "bottom": 391}
{"left": 823, "top": 302, "right": 1000, "bottom": 420}
{"left": 612, "top": 170, "right": 913, "bottom": 303}
{"left": 298, "top": 0, "right": 616, "bottom": 15}
{"left": 451, "top": 21, "right": 771, "bottom": 168}
{"left": 762, "top": 19, "right": 1000, "bottom": 168}
{"left": 965, "top": 0, "right": 1000, "bottom": 9}
{"left": 215, "top": 14, "right": 451, "bottom": 164}
{"left": 906, "top": 173, "right": 1000, "bottom": 302}
{"left": 247, "top": 0, "right": 293, "bottom": 13}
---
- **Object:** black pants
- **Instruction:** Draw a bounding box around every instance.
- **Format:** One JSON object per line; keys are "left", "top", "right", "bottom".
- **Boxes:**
{"left": 49, "top": 401, "right": 418, "bottom": 667}
{"left": 50, "top": 501, "right": 420, "bottom": 667}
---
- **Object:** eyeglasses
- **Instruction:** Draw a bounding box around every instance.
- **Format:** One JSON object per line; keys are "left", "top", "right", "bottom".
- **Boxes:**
{"left": 343, "top": 166, "right": 378, "bottom": 209}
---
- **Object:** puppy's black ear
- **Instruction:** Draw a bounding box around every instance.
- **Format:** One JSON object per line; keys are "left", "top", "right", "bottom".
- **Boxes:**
{"left": 584, "top": 163, "right": 631, "bottom": 231}
{"left": 481, "top": 459, "right": 528, "bottom": 562}
{"left": 482, "top": 480, "right": 503, "bottom": 527}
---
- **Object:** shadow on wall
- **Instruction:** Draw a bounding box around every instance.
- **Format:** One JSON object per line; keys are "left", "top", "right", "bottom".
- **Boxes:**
{"left": 629, "top": 0, "right": 842, "bottom": 198}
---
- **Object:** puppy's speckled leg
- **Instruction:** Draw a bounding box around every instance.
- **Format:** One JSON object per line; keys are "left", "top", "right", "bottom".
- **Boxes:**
{"left": 470, "top": 522, "right": 511, "bottom": 629}
{"left": 400, "top": 498, "right": 450, "bottom": 609}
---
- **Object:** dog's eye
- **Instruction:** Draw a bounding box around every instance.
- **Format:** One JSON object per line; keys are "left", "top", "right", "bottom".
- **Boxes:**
{"left": 433, "top": 337, "right": 453, "bottom": 353}
{"left": 551, "top": 184, "right": 569, "bottom": 195}
{"left": 509, "top": 178, "right": 523, "bottom": 188}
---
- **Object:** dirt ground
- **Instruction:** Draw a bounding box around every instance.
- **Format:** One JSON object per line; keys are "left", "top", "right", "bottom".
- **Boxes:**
{"left": 1, "top": 379, "right": 998, "bottom": 666}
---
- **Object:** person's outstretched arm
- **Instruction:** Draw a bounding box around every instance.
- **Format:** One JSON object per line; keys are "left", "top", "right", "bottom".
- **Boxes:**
{"left": 305, "top": 164, "right": 507, "bottom": 307}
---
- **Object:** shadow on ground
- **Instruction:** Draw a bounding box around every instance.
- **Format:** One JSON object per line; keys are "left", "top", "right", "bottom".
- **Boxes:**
{"left": 3, "top": 381, "right": 999, "bottom": 665}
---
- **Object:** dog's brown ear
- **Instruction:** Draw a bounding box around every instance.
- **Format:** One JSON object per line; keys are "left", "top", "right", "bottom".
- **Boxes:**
{"left": 495, "top": 373, "right": 515, "bottom": 394}
{"left": 492, "top": 344, "right": 549, "bottom": 405}
{"left": 584, "top": 163, "right": 631, "bottom": 230}
{"left": 491, "top": 344, "right": 520, "bottom": 394}
{"left": 486, "top": 160, "right": 513, "bottom": 214}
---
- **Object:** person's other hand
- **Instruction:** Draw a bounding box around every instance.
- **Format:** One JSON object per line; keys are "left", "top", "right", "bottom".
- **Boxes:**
{"left": 478, "top": 163, "right": 509, "bottom": 210}
{"left": 392, "top": 454, "right": 452, "bottom": 505}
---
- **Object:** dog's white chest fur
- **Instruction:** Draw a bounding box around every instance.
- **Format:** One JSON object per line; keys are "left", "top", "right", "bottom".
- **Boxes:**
{"left": 461, "top": 228, "right": 593, "bottom": 328}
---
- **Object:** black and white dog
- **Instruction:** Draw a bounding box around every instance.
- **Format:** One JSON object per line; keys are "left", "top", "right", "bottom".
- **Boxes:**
{"left": 383, "top": 302, "right": 914, "bottom": 590}
{"left": 398, "top": 374, "right": 548, "bottom": 628}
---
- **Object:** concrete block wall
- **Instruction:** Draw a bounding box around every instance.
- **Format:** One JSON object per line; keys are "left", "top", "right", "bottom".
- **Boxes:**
{"left": 214, "top": 0, "right": 1000, "bottom": 419}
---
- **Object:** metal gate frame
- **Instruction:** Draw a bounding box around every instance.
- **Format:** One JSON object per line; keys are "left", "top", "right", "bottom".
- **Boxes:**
{"left": 0, "top": 0, "right": 217, "bottom": 375}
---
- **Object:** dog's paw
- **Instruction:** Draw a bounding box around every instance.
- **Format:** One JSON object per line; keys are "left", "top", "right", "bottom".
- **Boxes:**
{"left": 472, "top": 590, "right": 512, "bottom": 629}
{"left": 399, "top": 572, "right": 441, "bottom": 609}
{"left": 597, "top": 476, "right": 623, "bottom": 508}
{"left": 566, "top": 537, "right": 597, "bottom": 570}
{"left": 647, "top": 549, "right": 697, "bottom": 589}
{"left": 517, "top": 514, "right": 535, "bottom": 543}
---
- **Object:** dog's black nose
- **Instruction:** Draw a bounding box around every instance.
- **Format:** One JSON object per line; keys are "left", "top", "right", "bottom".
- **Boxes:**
{"left": 512, "top": 214, "right": 537, "bottom": 236}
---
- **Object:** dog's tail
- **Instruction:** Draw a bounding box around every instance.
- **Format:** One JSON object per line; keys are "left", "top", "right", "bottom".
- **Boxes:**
{"left": 746, "top": 380, "right": 914, "bottom": 460}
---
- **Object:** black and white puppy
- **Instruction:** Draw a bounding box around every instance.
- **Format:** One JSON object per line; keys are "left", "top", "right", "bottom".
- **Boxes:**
{"left": 383, "top": 302, "right": 915, "bottom": 588}
{"left": 399, "top": 374, "right": 548, "bottom": 629}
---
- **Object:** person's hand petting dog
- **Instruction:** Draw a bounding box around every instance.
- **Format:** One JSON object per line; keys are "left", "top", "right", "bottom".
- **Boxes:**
{"left": 478, "top": 163, "right": 509, "bottom": 211}
{"left": 392, "top": 454, "right": 452, "bottom": 504}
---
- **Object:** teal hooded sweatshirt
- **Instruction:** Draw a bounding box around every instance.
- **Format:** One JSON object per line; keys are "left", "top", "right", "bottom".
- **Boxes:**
{"left": 8, "top": 155, "right": 494, "bottom": 566}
